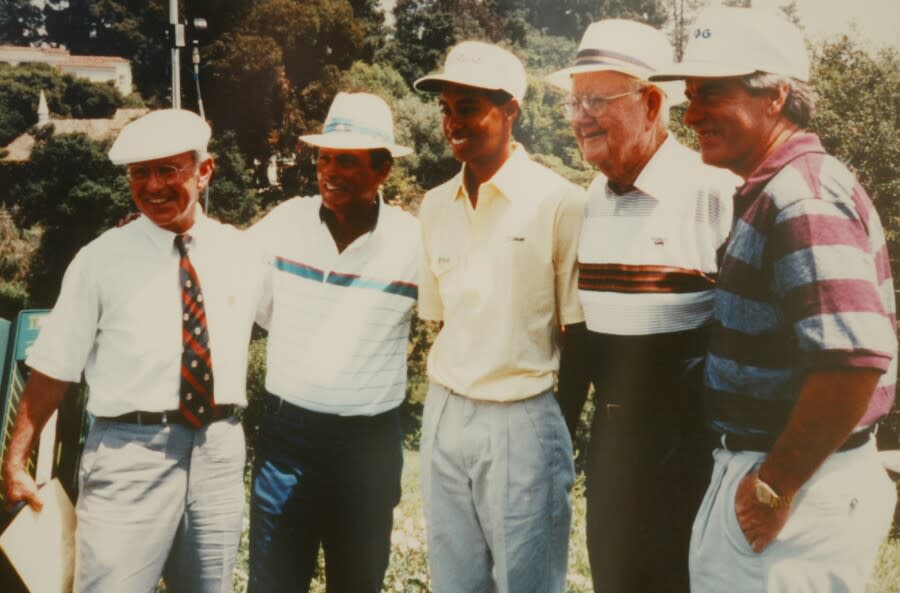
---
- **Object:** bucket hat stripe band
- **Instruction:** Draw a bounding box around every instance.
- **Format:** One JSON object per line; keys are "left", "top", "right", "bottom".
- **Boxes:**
{"left": 324, "top": 117, "right": 393, "bottom": 144}
{"left": 574, "top": 48, "right": 654, "bottom": 71}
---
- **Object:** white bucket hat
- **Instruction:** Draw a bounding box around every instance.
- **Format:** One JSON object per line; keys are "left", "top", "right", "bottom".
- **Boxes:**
{"left": 299, "top": 92, "right": 412, "bottom": 158}
{"left": 108, "top": 109, "right": 210, "bottom": 165}
{"left": 650, "top": 7, "right": 809, "bottom": 82}
{"left": 414, "top": 41, "right": 528, "bottom": 102}
{"left": 546, "top": 19, "right": 684, "bottom": 103}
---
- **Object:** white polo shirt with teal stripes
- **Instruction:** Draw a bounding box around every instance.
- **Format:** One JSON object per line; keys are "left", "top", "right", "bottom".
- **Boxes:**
{"left": 250, "top": 195, "right": 419, "bottom": 416}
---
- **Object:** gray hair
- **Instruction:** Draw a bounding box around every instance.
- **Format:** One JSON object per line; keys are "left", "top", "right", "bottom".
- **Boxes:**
{"left": 740, "top": 72, "right": 815, "bottom": 128}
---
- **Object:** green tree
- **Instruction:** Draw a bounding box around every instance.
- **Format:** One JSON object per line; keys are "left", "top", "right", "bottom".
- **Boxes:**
{"left": 496, "top": 0, "right": 668, "bottom": 40}
{"left": 207, "top": 129, "right": 262, "bottom": 226}
{"left": 381, "top": 0, "right": 512, "bottom": 84}
{"left": 0, "top": 63, "right": 124, "bottom": 147}
{"left": 11, "top": 129, "right": 132, "bottom": 307}
{"left": 0, "top": 0, "right": 43, "bottom": 44}
{"left": 204, "top": 0, "right": 369, "bottom": 183}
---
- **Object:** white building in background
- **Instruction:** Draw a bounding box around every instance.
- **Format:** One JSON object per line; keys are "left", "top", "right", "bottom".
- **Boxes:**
{"left": 0, "top": 45, "right": 133, "bottom": 96}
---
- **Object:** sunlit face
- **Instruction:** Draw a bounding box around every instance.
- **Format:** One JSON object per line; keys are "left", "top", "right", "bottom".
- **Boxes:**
{"left": 316, "top": 148, "right": 389, "bottom": 213}
{"left": 570, "top": 71, "right": 650, "bottom": 182}
{"left": 128, "top": 151, "right": 211, "bottom": 234}
{"left": 438, "top": 84, "right": 516, "bottom": 170}
{"left": 684, "top": 77, "right": 776, "bottom": 178}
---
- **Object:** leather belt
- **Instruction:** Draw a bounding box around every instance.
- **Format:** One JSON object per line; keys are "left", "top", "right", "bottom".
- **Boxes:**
{"left": 722, "top": 425, "right": 875, "bottom": 453}
{"left": 104, "top": 404, "right": 239, "bottom": 427}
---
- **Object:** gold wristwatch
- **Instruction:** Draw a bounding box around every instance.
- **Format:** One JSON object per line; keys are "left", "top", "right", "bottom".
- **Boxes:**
{"left": 754, "top": 476, "right": 794, "bottom": 509}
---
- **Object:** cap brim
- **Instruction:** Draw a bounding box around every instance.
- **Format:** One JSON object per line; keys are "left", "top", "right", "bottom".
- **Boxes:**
{"left": 299, "top": 132, "right": 412, "bottom": 158}
{"left": 649, "top": 62, "right": 757, "bottom": 82}
{"left": 108, "top": 141, "right": 207, "bottom": 165}
{"left": 545, "top": 65, "right": 687, "bottom": 106}
{"left": 413, "top": 74, "right": 520, "bottom": 100}
{"left": 545, "top": 64, "right": 652, "bottom": 91}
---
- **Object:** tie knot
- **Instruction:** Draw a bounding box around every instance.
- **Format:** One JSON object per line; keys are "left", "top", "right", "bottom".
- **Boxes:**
{"left": 174, "top": 234, "right": 192, "bottom": 256}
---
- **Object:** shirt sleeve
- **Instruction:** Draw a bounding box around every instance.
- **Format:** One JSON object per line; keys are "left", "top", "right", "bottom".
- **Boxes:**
{"left": 553, "top": 185, "right": 587, "bottom": 326}
{"left": 26, "top": 247, "right": 100, "bottom": 382}
{"left": 770, "top": 196, "right": 895, "bottom": 372}
{"left": 416, "top": 196, "right": 443, "bottom": 322}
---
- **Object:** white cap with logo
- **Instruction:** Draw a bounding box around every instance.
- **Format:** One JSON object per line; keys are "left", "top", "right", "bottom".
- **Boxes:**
{"left": 299, "top": 92, "right": 412, "bottom": 158}
{"left": 414, "top": 41, "right": 528, "bottom": 102}
{"left": 651, "top": 7, "right": 809, "bottom": 82}
{"left": 108, "top": 109, "right": 211, "bottom": 165}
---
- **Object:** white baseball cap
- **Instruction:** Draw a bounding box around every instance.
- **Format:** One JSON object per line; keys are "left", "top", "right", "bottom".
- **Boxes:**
{"left": 414, "top": 41, "right": 528, "bottom": 102}
{"left": 108, "top": 109, "right": 211, "bottom": 165}
{"left": 651, "top": 7, "right": 809, "bottom": 82}
{"left": 299, "top": 92, "right": 412, "bottom": 158}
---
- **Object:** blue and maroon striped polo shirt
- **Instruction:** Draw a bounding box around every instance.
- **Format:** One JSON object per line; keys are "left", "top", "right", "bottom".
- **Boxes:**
{"left": 705, "top": 133, "right": 897, "bottom": 438}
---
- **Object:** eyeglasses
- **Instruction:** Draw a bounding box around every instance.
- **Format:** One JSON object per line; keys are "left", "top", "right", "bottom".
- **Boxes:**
{"left": 126, "top": 163, "right": 193, "bottom": 184}
{"left": 560, "top": 89, "right": 643, "bottom": 121}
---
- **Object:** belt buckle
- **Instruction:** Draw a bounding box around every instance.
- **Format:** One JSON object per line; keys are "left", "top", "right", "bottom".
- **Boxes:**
{"left": 161, "top": 411, "right": 168, "bottom": 424}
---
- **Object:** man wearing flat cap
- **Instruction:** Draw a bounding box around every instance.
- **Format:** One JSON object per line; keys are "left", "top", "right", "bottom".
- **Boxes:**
{"left": 413, "top": 41, "right": 585, "bottom": 593}
{"left": 651, "top": 7, "right": 897, "bottom": 593}
{"left": 1, "top": 108, "right": 267, "bottom": 592}
{"left": 546, "top": 19, "right": 739, "bottom": 593}
{"left": 246, "top": 92, "right": 419, "bottom": 593}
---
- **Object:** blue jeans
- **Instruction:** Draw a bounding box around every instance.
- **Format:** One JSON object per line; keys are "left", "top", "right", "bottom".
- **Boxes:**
{"left": 248, "top": 392, "right": 403, "bottom": 593}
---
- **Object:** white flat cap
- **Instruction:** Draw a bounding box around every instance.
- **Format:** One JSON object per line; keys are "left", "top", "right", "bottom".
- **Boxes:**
{"left": 650, "top": 7, "right": 809, "bottom": 82}
{"left": 414, "top": 41, "right": 528, "bottom": 102}
{"left": 299, "top": 92, "right": 412, "bottom": 157}
{"left": 108, "top": 109, "right": 211, "bottom": 165}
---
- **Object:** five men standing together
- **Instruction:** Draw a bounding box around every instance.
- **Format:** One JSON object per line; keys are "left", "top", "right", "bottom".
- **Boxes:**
{"left": 1, "top": 5, "right": 896, "bottom": 593}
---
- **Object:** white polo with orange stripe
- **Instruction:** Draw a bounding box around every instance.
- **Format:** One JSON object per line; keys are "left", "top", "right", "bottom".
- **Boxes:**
{"left": 578, "top": 136, "right": 738, "bottom": 335}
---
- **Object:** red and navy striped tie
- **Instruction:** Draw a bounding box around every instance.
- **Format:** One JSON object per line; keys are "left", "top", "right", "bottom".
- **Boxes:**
{"left": 175, "top": 234, "right": 215, "bottom": 427}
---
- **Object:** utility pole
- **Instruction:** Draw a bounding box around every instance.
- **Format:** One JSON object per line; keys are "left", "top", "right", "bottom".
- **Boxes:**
{"left": 170, "top": 0, "right": 182, "bottom": 108}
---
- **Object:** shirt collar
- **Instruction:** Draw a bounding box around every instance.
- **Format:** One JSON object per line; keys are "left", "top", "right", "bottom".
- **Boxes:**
{"left": 139, "top": 204, "right": 210, "bottom": 252}
{"left": 454, "top": 143, "right": 530, "bottom": 203}
{"left": 737, "top": 132, "right": 826, "bottom": 200}
{"left": 630, "top": 134, "right": 681, "bottom": 201}
{"left": 317, "top": 194, "right": 382, "bottom": 238}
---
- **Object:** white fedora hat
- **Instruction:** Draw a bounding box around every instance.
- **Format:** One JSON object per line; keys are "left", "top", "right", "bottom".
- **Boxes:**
{"left": 546, "top": 19, "right": 684, "bottom": 103}
{"left": 299, "top": 92, "right": 412, "bottom": 158}
{"left": 650, "top": 7, "right": 809, "bottom": 82}
{"left": 108, "top": 109, "right": 210, "bottom": 165}
{"left": 414, "top": 41, "right": 528, "bottom": 102}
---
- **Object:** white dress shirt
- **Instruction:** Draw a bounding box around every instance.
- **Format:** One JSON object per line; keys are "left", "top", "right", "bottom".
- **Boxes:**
{"left": 27, "top": 210, "right": 267, "bottom": 416}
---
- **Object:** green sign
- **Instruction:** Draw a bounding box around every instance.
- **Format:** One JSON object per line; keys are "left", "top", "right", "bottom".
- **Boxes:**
{"left": 12, "top": 310, "right": 49, "bottom": 362}
{"left": 0, "top": 310, "right": 50, "bottom": 507}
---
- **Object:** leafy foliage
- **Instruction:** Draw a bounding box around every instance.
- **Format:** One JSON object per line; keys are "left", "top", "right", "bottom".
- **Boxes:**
{"left": 0, "top": 0, "right": 42, "bottom": 45}
{"left": 11, "top": 129, "right": 132, "bottom": 307}
{"left": 0, "top": 63, "right": 124, "bottom": 146}
{"left": 206, "top": 130, "right": 261, "bottom": 227}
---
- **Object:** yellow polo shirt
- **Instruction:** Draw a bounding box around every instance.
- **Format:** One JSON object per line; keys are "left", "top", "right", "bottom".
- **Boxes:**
{"left": 418, "top": 145, "right": 586, "bottom": 401}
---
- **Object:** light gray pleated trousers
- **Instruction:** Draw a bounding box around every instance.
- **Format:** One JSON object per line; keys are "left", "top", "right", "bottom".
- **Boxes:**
{"left": 421, "top": 383, "right": 575, "bottom": 593}
{"left": 75, "top": 416, "right": 245, "bottom": 593}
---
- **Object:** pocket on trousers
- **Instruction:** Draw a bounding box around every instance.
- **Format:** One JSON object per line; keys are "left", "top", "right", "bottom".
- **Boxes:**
{"left": 78, "top": 420, "right": 109, "bottom": 491}
{"left": 722, "top": 465, "right": 757, "bottom": 557}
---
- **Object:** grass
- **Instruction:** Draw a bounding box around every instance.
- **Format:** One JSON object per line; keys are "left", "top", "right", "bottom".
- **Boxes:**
{"left": 224, "top": 448, "right": 900, "bottom": 593}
